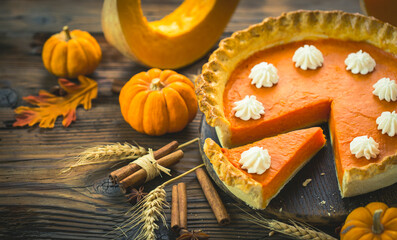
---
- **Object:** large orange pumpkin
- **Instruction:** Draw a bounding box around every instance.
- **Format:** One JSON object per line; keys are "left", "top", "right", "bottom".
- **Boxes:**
{"left": 341, "top": 202, "right": 397, "bottom": 240}
{"left": 102, "top": 0, "right": 239, "bottom": 69}
{"left": 119, "top": 68, "right": 197, "bottom": 136}
{"left": 42, "top": 26, "right": 102, "bottom": 78}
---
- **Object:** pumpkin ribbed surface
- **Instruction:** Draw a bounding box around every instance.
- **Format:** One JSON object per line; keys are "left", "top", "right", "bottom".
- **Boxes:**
{"left": 42, "top": 26, "right": 102, "bottom": 78}
{"left": 119, "top": 68, "right": 197, "bottom": 136}
{"left": 341, "top": 202, "right": 397, "bottom": 240}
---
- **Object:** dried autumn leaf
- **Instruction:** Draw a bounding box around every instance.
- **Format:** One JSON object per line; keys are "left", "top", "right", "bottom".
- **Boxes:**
{"left": 13, "top": 75, "right": 97, "bottom": 128}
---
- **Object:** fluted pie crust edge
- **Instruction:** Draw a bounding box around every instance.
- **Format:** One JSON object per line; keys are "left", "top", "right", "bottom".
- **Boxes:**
{"left": 195, "top": 10, "right": 397, "bottom": 198}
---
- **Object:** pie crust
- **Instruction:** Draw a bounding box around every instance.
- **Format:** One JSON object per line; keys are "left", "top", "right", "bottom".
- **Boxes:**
{"left": 204, "top": 138, "right": 264, "bottom": 209}
{"left": 203, "top": 126, "right": 326, "bottom": 209}
{"left": 195, "top": 10, "right": 397, "bottom": 198}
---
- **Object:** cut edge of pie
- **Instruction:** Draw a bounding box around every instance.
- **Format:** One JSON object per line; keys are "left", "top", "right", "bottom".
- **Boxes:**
{"left": 330, "top": 130, "right": 397, "bottom": 197}
{"left": 339, "top": 154, "right": 397, "bottom": 198}
{"left": 195, "top": 10, "right": 397, "bottom": 198}
{"left": 203, "top": 127, "right": 326, "bottom": 209}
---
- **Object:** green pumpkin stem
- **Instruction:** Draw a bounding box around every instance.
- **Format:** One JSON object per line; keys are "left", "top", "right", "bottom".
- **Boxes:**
{"left": 372, "top": 209, "right": 384, "bottom": 235}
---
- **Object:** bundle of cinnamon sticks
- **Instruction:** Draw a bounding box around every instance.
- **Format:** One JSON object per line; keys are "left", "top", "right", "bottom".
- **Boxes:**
{"left": 109, "top": 139, "right": 231, "bottom": 238}
{"left": 109, "top": 141, "right": 183, "bottom": 192}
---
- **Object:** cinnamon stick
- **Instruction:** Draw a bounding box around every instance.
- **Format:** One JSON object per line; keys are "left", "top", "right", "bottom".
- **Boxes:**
{"left": 171, "top": 184, "right": 180, "bottom": 232}
{"left": 109, "top": 141, "right": 179, "bottom": 184}
{"left": 195, "top": 168, "right": 230, "bottom": 225}
{"left": 119, "top": 149, "right": 184, "bottom": 192}
{"left": 177, "top": 182, "right": 187, "bottom": 230}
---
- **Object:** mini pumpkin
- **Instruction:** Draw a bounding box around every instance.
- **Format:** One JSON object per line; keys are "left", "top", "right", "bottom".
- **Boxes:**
{"left": 42, "top": 26, "right": 102, "bottom": 78}
{"left": 119, "top": 68, "right": 198, "bottom": 136}
{"left": 341, "top": 202, "right": 397, "bottom": 240}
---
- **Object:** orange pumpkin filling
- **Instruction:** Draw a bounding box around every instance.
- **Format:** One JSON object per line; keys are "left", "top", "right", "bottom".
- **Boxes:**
{"left": 224, "top": 39, "right": 397, "bottom": 187}
{"left": 221, "top": 127, "right": 326, "bottom": 202}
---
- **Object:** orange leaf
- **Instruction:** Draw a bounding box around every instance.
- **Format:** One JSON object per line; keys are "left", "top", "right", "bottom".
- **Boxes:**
{"left": 13, "top": 75, "right": 97, "bottom": 128}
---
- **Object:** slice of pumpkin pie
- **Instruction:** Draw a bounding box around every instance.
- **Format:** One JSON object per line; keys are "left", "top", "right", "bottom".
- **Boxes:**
{"left": 204, "top": 127, "right": 326, "bottom": 209}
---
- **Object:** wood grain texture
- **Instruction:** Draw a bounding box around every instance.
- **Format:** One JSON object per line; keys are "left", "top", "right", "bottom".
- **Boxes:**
{"left": 0, "top": 0, "right": 365, "bottom": 239}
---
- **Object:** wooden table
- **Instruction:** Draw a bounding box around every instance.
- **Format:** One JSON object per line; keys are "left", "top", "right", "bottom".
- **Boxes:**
{"left": 0, "top": 0, "right": 362, "bottom": 239}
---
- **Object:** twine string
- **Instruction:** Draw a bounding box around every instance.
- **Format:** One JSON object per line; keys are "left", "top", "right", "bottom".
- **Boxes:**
{"left": 133, "top": 149, "right": 171, "bottom": 182}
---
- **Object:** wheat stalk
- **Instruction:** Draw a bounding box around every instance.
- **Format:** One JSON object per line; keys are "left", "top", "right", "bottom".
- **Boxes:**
{"left": 116, "top": 164, "right": 205, "bottom": 240}
{"left": 61, "top": 138, "right": 200, "bottom": 174}
{"left": 239, "top": 206, "right": 337, "bottom": 240}
{"left": 120, "top": 187, "right": 168, "bottom": 240}
{"left": 61, "top": 142, "right": 147, "bottom": 174}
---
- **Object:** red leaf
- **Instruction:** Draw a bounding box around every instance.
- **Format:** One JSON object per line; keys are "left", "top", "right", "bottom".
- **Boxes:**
{"left": 13, "top": 109, "right": 39, "bottom": 127}
{"left": 62, "top": 109, "right": 76, "bottom": 127}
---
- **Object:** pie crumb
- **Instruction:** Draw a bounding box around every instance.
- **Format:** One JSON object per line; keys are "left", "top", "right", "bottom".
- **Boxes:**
{"left": 320, "top": 172, "right": 325, "bottom": 176}
{"left": 320, "top": 200, "right": 326, "bottom": 205}
{"left": 302, "top": 178, "right": 312, "bottom": 187}
{"left": 327, "top": 212, "right": 331, "bottom": 216}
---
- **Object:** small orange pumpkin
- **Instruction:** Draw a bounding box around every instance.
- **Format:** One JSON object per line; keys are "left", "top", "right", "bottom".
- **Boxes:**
{"left": 119, "top": 68, "right": 197, "bottom": 135}
{"left": 341, "top": 202, "right": 397, "bottom": 240}
{"left": 42, "top": 26, "right": 102, "bottom": 78}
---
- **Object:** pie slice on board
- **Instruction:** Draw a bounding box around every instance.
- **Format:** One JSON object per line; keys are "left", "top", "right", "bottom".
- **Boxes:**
{"left": 204, "top": 127, "right": 326, "bottom": 209}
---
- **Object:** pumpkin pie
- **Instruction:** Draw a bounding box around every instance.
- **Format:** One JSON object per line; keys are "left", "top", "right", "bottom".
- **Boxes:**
{"left": 196, "top": 11, "right": 397, "bottom": 199}
{"left": 204, "top": 127, "right": 326, "bottom": 209}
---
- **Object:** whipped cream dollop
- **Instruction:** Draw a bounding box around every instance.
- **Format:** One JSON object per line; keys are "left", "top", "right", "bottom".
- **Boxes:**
{"left": 373, "top": 77, "right": 397, "bottom": 102}
{"left": 292, "top": 45, "right": 324, "bottom": 70}
{"left": 233, "top": 95, "right": 265, "bottom": 121}
{"left": 249, "top": 62, "right": 279, "bottom": 88}
{"left": 350, "top": 136, "right": 380, "bottom": 160}
{"left": 345, "top": 50, "right": 376, "bottom": 75}
{"left": 376, "top": 111, "right": 397, "bottom": 137}
{"left": 239, "top": 147, "right": 271, "bottom": 174}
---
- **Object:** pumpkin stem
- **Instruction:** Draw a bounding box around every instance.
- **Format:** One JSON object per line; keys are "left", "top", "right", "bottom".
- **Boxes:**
{"left": 372, "top": 209, "right": 384, "bottom": 234}
{"left": 63, "top": 26, "right": 72, "bottom": 41}
{"left": 150, "top": 78, "right": 164, "bottom": 91}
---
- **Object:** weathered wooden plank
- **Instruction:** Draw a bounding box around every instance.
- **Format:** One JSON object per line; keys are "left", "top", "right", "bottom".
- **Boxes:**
{"left": 0, "top": 0, "right": 366, "bottom": 239}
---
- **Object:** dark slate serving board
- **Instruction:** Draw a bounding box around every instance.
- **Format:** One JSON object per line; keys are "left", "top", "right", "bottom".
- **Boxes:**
{"left": 199, "top": 116, "right": 397, "bottom": 225}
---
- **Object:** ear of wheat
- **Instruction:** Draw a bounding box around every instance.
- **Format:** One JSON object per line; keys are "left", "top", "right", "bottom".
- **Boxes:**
{"left": 239, "top": 206, "right": 337, "bottom": 240}
{"left": 120, "top": 186, "right": 168, "bottom": 240}
{"left": 116, "top": 164, "right": 205, "bottom": 240}
{"left": 61, "top": 142, "right": 147, "bottom": 174}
